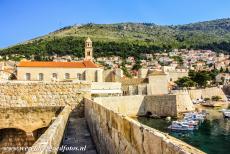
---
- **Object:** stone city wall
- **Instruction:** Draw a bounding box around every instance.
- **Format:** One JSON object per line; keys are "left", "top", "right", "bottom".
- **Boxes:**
{"left": 94, "top": 95, "right": 145, "bottom": 116}
{"left": 144, "top": 95, "right": 177, "bottom": 116}
{"left": 176, "top": 91, "right": 195, "bottom": 113}
{"left": 0, "top": 107, "right": 62, "bottom": 133}
{"left": 188, "top": 87, "right": 227, "bottom": 101}
{"left": 167, "top": 71, "right": 188, "bottom": 82}
{"left": 84, "top": 98, "right": 205, "bottom": 154}
{"left": 94, "top": 94, "right": 194, "bottom": 117}
{"left": 0, "top": 81, "right": 91, "bottom": 107}
{"left": 26, "top": 106, "right": 71, "bottom": 154}
{"left": 0, "top": 129, "right": 36, "bottom": 154}
{"left": 0, "top": 81, "right": 89, "bottom": 154}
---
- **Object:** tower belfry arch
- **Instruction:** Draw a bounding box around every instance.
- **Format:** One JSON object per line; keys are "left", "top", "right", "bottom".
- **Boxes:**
{"left": 84, "top": 37, "right": 93, "bottom": 61}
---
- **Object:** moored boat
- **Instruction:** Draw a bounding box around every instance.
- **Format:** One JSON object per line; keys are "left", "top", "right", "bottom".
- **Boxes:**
{"left": 168, "top": 121, "right": 196, "bottom": 131}
{"left": 223, "top": 110, "right": 230, "bottom": 118}
{"left": 181, "top": 119, "right": 199, "bottom": 126}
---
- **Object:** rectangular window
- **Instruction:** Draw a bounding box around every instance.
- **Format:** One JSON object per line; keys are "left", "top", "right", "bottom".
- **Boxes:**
{"left": 38, "top": 73, "right": 44, "bottom": 81}
{"left": 52, "top": 73, "right": 57, "bottom": 79}
{"left": 77, "top": 73, "right": 82, "bottom": 80}
{"left": 65, "top": 73, "right": 70, "bottom": 79}
{"left": 95, "top": 71, "right": 98, "bottom": 82}
{"left": 25, "top": 73, "right": 31, "bottom": 81}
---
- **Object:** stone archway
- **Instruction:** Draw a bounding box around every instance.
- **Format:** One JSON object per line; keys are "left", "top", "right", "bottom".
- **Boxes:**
{"left": 32, "top": 127, "right": 48, "bottom": 140}
{"left": 0, "top": 128, "right": 36, "bottom": 154}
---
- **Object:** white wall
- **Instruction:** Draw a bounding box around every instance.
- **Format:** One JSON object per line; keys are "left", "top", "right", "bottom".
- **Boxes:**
{"left": 17, "top": 67, "right": 103, "bottom": 82}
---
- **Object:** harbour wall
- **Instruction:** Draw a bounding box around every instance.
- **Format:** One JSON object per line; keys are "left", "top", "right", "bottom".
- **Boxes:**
{"left": 188, "top": 87, "right": 227, "bottom": 101}
{"left": 84, "top": 98, "right": 205, "bottom": 154}
{"left": 94, "top": 93, "right": 194, "bottom": 117}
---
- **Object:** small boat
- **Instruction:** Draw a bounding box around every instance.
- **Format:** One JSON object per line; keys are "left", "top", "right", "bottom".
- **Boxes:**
{"left": 184, "top": 113, "right": 205, "bottom": 121}
{"left": 202, "top": 102, "right": 224, "bottom": 107}
{"left": 168, "top": 121, "right": 196, "bottom": 131}
{"left": 218, "top": 109, "right": 227, "bottom": 112}
{"left": 223, "top": 110, "right": 230, "bottom": 118}
{"left": 181, "top": 120, "right": 199, "bottom": 126}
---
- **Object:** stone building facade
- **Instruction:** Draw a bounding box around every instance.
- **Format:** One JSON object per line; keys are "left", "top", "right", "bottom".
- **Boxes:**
{"left": 121, "top": 71, "right": 169, "bottom": 96}
{"left": 16, "top": 38, "right": 103, "bottom": 82}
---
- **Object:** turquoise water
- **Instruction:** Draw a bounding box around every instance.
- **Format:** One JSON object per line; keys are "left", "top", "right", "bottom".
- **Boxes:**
{"left": 136, "top": 109, "right": 230, "bottom": 154}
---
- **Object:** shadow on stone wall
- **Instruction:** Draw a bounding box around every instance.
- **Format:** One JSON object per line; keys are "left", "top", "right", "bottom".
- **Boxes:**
{"left": 84, "top": 98, "right": 205, "bottom": 154}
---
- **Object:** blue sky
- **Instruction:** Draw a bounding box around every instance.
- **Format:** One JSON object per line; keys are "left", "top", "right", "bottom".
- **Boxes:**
{"left": 1, "top": 0, "right": 230, "bottom": 48}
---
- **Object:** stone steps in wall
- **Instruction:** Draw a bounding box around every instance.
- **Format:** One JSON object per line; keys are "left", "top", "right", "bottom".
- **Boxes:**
{"left": 59, "top": 114, "right": 97, "bottom": 154}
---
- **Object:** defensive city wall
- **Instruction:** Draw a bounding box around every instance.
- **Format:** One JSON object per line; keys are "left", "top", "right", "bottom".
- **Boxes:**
{"left": 85, "top": 97, "right": 205, "bottom": 154}
{"left": 188, "top": 87, "right": 227, "bottom": 101}
{"left": 93, "top": 93, "right": 194, "bottom": 117}
{"left": 0, "top": 81, "right": 91, "bottom": 107}
{"left": 0, "top": 81, "right": 90, "bottom": 154}
{"left": 0, "top": 81, "right": 205, "bottom": 154}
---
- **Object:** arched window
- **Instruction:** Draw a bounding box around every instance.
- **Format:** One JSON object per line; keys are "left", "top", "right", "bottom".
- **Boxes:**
{"left": 52, "top": 73, "right": 57, "bottom": 79}
{"left": 25, "top": 73, "right": 31, "bottom": 81}
{"left": 65, "top": 73, "right": 70, "bottom": 79}
{"left": 38, "top": 73, "right": 44, "bottom": 81}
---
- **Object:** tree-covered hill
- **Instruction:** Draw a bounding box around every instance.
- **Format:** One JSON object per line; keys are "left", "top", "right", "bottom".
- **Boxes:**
{"left": 1, "top": 18, "right": 230, "bottom": 60}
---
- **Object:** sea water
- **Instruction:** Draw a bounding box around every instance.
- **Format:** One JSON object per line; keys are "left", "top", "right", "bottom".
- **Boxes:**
{"left": 136, "top": 109, "right": 230, "bottom": 154}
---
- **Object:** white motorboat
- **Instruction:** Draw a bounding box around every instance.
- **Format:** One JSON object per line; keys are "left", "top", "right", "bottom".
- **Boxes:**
{"left": 168, "top": 121, "right": 196, "bottom": 131}
{"left": 223, "top": 110, "right": 230, "bottom": 118}
{"left": 181, "top": 120, "right": 199, "bottom": 126}
{"left": 218, "top": 109, "right": 227, "bottom": 112}
{"left": 184, "top": 113, "right": 205, "bottom": 121}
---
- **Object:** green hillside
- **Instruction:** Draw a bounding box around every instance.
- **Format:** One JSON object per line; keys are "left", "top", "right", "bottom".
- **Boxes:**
{"left": 1, "top": 18, "right": 230, "bottom": 60}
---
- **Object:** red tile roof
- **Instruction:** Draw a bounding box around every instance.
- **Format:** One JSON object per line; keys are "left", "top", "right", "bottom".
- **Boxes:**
{"left": 17, "top": 61, "right": 98, "bottom": 68}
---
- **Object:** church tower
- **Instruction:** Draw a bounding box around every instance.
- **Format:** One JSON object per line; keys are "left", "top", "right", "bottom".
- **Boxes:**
{"left": 84, "top": 37, "right": 93, "bottom": 61}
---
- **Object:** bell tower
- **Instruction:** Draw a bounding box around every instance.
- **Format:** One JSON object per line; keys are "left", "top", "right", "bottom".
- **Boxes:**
{"left": 84, "top": 37, "right": 93, "bottom": 61}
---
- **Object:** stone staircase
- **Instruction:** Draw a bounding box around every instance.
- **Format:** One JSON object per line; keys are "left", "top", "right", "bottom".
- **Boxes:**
{"left": 59, "top": 108, "right": 97, "bottom": 154}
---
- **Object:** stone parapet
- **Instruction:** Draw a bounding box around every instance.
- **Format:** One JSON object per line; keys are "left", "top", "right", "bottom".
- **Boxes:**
{"left": 0, "top": 81, "right": 91, "bottom": 107}
{"left": 94, "top": 94, "right": 194, "bottom": 117}
{"left": 84, "top": 98, "right": 205, "bottom": 154}
{"left": 26, "top": 106, "right": 71, "bottom": 154}
{"left": 0, "top": 107, "right": 62, "bottom": 133}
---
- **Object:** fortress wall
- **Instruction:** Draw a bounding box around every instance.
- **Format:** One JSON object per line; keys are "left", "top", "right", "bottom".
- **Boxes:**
{"left": 188, "top": 89, "right": 202, "bottom": 100}
{"left": 188, "top": 87, "right": 227, "bottom": 101}
{"left": 0, "top": 81, "right": 91, "bottom": 107}
{"left": 94, "top": 95, "right": 145, "bottom": 116}
{"left": 176, "top": 91, "right": 195, "bottom": 113}
{"left": 167, "top": 72, "right": 188, "bottom": 82}
{"left": 94, "top": 94, "right": 194, "bottom": 117}
{"left": 0, "top": 107, "right": 62, "bottom": 133}
{"left": 143, "top": 95, "right": 177, "bottom": 117}
{"left": 85, "top": 98, "right": 205, "bottom": 154}
{"left": 26, "top": 106, "right": 71, "bottom": 154}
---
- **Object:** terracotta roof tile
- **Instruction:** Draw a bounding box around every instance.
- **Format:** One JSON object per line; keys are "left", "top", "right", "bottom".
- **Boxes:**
{"left": 17, "top": 61, "right": 98, "bottom": 68}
